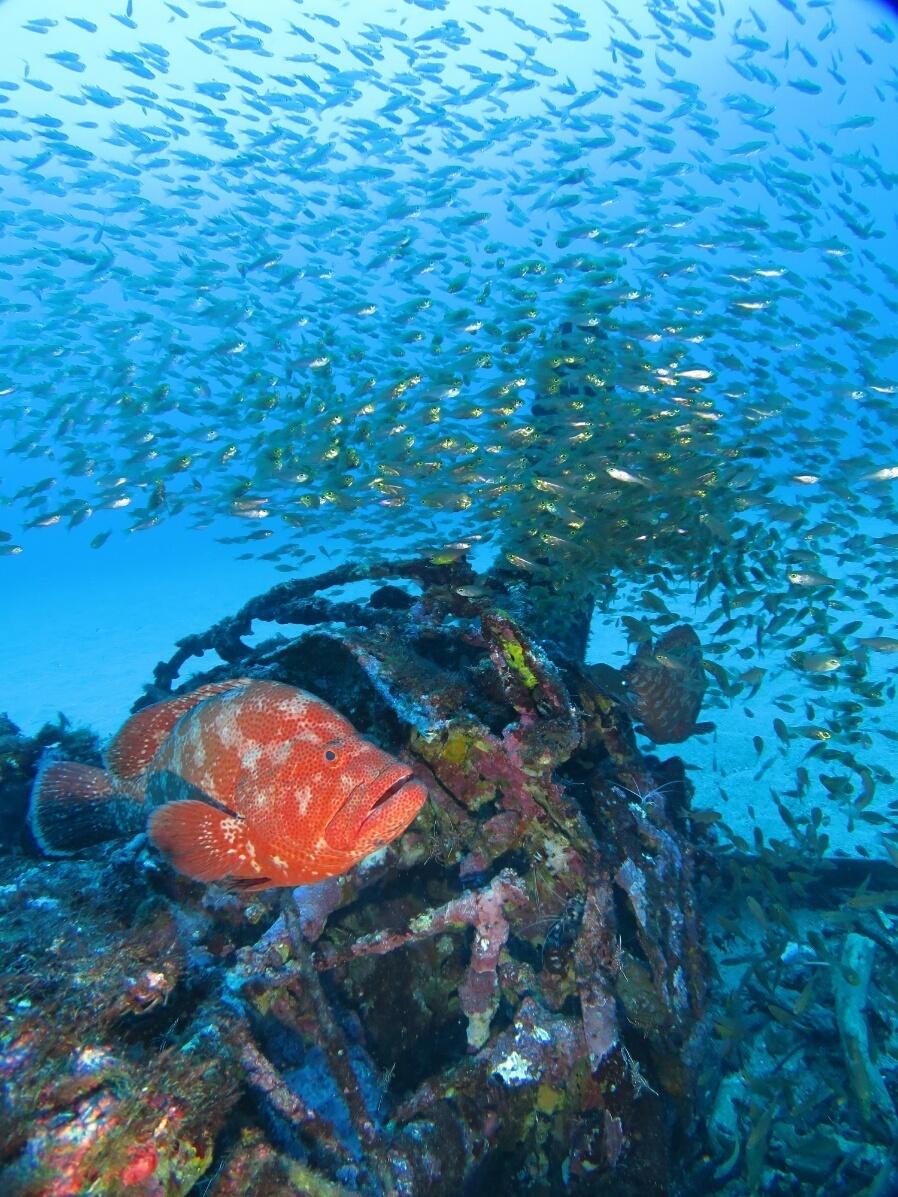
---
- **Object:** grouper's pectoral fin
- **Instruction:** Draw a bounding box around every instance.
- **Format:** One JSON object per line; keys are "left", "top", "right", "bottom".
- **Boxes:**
{"left": 148, "top": 798, "right": 269, "bottom": 887}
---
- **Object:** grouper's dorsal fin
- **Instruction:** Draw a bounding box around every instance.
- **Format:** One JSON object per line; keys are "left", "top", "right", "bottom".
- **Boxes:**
{"left": 105, "top": 678, "right": 253, "bottom": 782}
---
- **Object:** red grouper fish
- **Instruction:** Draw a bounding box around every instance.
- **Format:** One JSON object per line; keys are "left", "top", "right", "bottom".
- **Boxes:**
{"left": 28, "top": 679, "right": 428, "bottom": 891}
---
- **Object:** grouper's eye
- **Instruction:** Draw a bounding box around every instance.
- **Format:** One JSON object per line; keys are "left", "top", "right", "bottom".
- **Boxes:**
{"left": 324, "top": 741, "right": 341, "bottom": 763}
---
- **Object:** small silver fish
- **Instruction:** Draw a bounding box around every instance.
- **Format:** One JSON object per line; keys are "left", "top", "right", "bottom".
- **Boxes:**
{"left": 857, "top": 637, "right": 898, "bottom": 653}
{"left": 787, "top": 571, "right": 836, "bottom": 587}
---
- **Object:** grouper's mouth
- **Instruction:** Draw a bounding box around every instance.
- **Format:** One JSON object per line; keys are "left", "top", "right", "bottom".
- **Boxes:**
{"left": 325, "top": 765, "right": 426, "bottom": 851}
{"left": 366, "top": 771, "right": 414, "bottom": 813}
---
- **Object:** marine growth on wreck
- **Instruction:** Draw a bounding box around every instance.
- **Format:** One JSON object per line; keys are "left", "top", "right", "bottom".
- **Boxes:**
{"left": 1, "top": 0, "right": 898, "bottom": 1194}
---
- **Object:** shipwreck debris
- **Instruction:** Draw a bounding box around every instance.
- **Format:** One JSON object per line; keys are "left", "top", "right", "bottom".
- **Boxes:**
{"left": 4, "top": 559, "right": 714, "bottom": 1195}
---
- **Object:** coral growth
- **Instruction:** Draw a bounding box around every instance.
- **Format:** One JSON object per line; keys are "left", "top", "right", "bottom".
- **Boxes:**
{"left": 0, "top": 853, "right": 243, "bottom": 1196}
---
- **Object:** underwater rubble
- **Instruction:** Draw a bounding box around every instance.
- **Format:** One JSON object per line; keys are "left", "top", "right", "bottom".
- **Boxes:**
{"left": 2, "top": 560, "right": 897, "bottom": 1195}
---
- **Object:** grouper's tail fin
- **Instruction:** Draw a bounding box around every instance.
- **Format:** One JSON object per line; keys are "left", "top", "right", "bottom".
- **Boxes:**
{"left": 28, "top": 759, "right": 124, "bottom": 855}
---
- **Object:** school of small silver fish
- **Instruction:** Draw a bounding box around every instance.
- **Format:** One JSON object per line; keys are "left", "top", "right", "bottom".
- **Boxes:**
{"left": 0, "top": 0, "right": 897, "bottom": 867}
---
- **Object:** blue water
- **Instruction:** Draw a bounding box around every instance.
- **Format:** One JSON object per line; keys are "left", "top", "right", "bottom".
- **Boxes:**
{"left": 2, "top": 0, "right": 897, "bottom": 843}
{"left": 2, "top": 1, "right": 898, "bottom": 1190}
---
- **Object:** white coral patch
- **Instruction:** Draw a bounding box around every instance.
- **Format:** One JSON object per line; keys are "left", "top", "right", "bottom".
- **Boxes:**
{"left": 540, "top": 833, "right": 570, "bottom": 874}
{"left": 520, "top": 1024, "right": 551, "bottom": 1045}
{"left": 357, "top": 846, "right": 388, "bottom": 873}
{"left": 493, "top": 1050, "right": 538, "bottom": 1086}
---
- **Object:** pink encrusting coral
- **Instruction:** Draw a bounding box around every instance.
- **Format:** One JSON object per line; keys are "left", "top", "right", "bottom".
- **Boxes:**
{"left": 313, "top": 870, "right": 529, "bottom": 1050}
